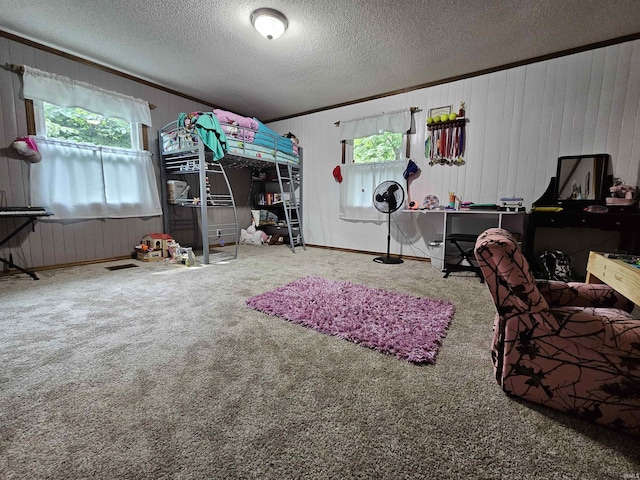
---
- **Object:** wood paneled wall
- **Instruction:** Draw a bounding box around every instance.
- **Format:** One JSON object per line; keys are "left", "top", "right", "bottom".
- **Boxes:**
{"left": 0, "top": 35, "right": 231, "bottom": 270}
{"left": 269, "top": 39, "right": 640, "bottom": 258}
{"left": 2, "top": 34, "right": 639, "bottom": 270}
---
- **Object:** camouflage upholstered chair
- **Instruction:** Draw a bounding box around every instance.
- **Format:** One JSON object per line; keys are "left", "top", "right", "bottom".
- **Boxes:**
{"left": 475, "top": 227, "right": 640, "bottom": 436}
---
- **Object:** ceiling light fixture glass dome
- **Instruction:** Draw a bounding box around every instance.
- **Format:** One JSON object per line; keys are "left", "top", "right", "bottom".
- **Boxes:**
{"left": 251, "top": 8, "right": 288, "bottom": 40}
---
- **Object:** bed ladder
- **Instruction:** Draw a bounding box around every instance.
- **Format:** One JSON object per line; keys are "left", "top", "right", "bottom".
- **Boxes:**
{"left": 275, "top": 162, "right": 306, "bottom": 252}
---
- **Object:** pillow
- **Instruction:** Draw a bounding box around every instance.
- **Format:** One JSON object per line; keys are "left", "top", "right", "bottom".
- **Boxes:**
{"left": 251, "top": 209, "right": 260, "bottom": 226}
{"left": 251, "top": 209, "right": 279, "bottom": 226}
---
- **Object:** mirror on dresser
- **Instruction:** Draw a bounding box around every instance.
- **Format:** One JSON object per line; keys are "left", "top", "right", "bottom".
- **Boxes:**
{"left": 555, "top": 154, "right": 609, "bottom": 207}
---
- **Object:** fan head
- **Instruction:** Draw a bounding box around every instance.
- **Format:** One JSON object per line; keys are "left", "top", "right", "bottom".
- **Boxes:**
{"left": 373, "top": 180, "right": 405, "bottom": 213}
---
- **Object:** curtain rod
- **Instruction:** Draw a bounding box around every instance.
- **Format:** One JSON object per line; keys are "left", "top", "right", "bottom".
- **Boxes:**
{"left": 4, "top": 62, "right": 24, "bottom": 73}
{"left": 334, "top": 107, "right": 421, "bottom": 126}
{"left": 3, "top": 62, "right": 157, "bottom": 110}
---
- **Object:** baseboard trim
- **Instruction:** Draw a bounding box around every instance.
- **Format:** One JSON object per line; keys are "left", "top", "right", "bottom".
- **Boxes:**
{"left": 0, "top": 245, "right": 431, "bottom": 278}
{"left": 305, "top": 244, "right": 431, "bottom": 263}
{"left": 0, "top": 255, "right": 133, "bottom": 278}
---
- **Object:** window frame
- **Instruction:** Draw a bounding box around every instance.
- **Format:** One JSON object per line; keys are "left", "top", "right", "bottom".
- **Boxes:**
{"left": 341, "top": 131, "right": 411, "bottom": 165}
{"left": 32, "top": 99, "right": 145, "bottom": 150}
{"left": 348, "top": 131, "right": 407, "bottom": 165}
{"left": 26, "top": 99, "right": 148, "bottom": 150}
{"left": 337, "top": 108, "right": 418, "bottom": 221}
{"left": 26, "top": 104, "right": 159, "bottom": 220}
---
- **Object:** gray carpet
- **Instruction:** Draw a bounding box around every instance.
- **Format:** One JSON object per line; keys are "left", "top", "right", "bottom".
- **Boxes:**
{"left": 1, "top": 245, "right": 639, "bottom": 479}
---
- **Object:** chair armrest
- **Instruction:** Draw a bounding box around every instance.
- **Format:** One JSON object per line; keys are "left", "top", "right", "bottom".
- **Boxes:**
{"left": 550, "top": 306, "right": 640, "bottom": 358}
{"left": 536, "top": 280, "right": 634, "bottom": 313}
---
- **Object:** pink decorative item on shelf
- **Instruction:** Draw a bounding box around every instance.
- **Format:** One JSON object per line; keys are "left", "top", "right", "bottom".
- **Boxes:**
{"left": 606, "top": 179, "right": 637, "bottom": 206}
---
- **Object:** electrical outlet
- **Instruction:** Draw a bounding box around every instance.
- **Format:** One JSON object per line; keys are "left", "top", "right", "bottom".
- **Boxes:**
{"left": 216, "top": 229, "right": 222, "bottom": 236}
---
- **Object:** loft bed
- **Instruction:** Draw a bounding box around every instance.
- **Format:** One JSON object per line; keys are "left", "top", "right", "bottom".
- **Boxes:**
{"left": 160, "top": 109, "right": 300, "bottom": 168}
{"left": 159, "top": 110, "right": 304, "bottom": 260}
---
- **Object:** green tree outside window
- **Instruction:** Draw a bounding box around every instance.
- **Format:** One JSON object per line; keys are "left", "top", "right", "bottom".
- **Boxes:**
{"left": 353, "top": 132, "right": 402, "bottom": 163}
{"left": 44, "top": 102, "right": 132, "bottom": 148}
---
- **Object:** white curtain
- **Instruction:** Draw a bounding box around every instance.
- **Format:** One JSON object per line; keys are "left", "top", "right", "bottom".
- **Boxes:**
{"left": 22, "top": 65, "right": 160, "bottom": 219}
{"left": 22, "top": 66, "right": 152, "bottom": 125}
{"left": 337, "top": 108, "right": 412, "bottom": 221}
{"left": 339, "top": 160, "right": 405, "bottom": 221}
{"left": 339, "top": 109, "right": 412, "bottom": 142}
{"left": 31, "top": 138, "right": 162, "bottom": 219}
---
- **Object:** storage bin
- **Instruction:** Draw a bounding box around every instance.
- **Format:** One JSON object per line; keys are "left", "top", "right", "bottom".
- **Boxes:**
{"left": 427, "top": 240, "right": 444, "bottom": 271}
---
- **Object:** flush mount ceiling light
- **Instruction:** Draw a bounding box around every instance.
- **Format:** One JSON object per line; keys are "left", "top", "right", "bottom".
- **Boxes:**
{"left": 251, "top": 8, "right": 288, "bottom": 40}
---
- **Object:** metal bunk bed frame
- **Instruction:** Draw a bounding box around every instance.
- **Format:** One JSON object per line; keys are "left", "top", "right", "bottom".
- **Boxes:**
{"left": 159, "top": 122, "right": 238, "bottom": 263}
{"left": 159, "top": 118, "right": 305, "bottom": 261}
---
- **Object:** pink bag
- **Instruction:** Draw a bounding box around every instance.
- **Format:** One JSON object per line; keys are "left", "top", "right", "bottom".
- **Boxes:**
{"left": 12, "top": 136, "right": 42, "bottom": 163}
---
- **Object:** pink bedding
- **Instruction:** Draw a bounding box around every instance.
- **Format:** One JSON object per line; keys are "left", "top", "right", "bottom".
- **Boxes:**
{"left": 213, "top": 109, "right": 258, "bottom": 130}
{"left": 212, "top": 108, "right": 298, "bottom": 156}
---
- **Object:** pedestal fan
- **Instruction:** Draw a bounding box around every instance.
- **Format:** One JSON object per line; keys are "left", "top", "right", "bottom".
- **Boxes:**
{"left": 372, "top": 180, "right": 405, "bottom": 264}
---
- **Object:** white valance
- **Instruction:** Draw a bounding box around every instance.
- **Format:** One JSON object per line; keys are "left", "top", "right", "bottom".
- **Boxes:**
{"left": 22, "top": 66, "right": 152, "bottom": 126}
{"left": 339, "top": 109, "right": 412, "bottom": 141}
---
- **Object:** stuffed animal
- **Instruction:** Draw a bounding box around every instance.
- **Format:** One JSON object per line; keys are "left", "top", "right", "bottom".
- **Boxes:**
{"left": 12, "top": 136, "right": 42, "bottom": 163}
{"left": 239, "top": 222, "right": 269, "bottom": 245}
{"left": 283, "top": 132, "right": 299, "bottom": 145}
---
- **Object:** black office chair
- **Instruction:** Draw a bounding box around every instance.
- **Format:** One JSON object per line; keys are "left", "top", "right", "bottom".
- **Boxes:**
{"left": 443, "top": 233, "right": 484, "bottom": 282}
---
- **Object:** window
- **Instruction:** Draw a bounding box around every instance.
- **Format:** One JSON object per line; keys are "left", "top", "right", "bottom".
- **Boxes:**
{"left": 22, "top": 66, "right": 161, "bottom": 220}
{"left": 337, "top": 109, "right": 415, "bottom": 220}
{"left": 35, "top": 100, "right": 144, "bottom": 151}
{"left": 353, "top": 132, "right": 404, "bottom": 164}
{"left": 41, "top": 102, "right": 137, "bottom": 149}
{"left": 337, "top": 158, "right": 406, "bottom": 221}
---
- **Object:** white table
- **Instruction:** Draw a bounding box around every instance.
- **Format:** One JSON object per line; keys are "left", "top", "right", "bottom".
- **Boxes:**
{"left": 403, "top": 209, "right": 526, "bottom": 270}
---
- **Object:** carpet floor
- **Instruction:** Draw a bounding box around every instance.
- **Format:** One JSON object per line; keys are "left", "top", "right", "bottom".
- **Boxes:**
{"left": 0, "top": 244, "right": 639, "bottom": 479}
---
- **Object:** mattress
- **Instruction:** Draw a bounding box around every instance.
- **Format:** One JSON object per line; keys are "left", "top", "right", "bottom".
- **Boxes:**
{"left": 226, "top": 139, "right": 299, "bottom": 164}
{"left": 162, "top": 121, "right": 299, "bottom": 164}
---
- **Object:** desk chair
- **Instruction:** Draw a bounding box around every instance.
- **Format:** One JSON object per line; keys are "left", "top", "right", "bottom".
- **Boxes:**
{"left": 443, "top": 233, "right": 483, "bottom": 282}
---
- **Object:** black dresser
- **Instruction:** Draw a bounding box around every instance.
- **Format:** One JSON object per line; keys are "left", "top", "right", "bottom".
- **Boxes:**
{"left": 525, "top": 177, "right": 639, "bottom": 268}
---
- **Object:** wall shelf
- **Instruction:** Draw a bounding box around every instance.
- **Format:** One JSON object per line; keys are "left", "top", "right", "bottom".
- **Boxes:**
{"left": 427, "top": 117, "right": 468, "bottom": 130}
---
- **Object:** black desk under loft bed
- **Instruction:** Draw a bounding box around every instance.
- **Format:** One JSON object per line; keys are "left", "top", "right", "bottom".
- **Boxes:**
{"left": 0, "top": 206, "right": 53, "bottom": 280}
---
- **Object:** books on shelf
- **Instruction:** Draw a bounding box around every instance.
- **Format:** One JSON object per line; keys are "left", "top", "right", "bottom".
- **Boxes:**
{"left": 255, "top": 192, "right": 289, "bottom": 206}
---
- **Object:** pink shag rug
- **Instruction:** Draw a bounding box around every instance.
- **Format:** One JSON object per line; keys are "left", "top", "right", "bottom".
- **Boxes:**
{"left": 246, "top": 276, "right": 455, "bottom": 363}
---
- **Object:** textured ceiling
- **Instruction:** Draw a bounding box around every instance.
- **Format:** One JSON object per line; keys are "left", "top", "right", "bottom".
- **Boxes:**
{"left": 2, "top": 0, "right": 640, "bottom": 121}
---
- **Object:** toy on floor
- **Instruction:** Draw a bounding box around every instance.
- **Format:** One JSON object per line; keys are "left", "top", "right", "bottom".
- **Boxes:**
{"left": 167, "top": 241, "right": 196, "bottom": 266}
{"left": 240, "top": 221, "right": 269, "bottom": 245}
{"left": 269, "top": 234, "right": 287, "bottom": 245}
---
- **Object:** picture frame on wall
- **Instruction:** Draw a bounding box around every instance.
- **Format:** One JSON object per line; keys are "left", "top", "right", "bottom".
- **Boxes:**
{"left": 429, "top": 106, "right": 452, "bottom": 119}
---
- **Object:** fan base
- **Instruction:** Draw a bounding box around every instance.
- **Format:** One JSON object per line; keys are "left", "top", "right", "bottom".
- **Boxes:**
{"left": 373, "top": 255, "right": 404, "bottom": 264}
